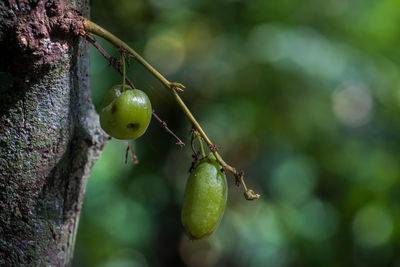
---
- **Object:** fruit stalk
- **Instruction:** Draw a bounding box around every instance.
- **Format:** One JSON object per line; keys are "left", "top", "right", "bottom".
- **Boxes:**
{"left": 121, "top": 53, "right": 126, "bottom": 90}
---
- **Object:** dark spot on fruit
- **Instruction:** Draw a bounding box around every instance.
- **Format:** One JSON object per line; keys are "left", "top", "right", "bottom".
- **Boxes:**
{"left": 126, "top": 123, "right": 139, "bottom": 130}
{"left": 111, "top": 104, "right": 117, "bottom": 113}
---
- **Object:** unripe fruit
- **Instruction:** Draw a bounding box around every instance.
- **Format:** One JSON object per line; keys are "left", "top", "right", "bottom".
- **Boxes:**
{"left": 181, "top": 154, "right": 227, "bottom": 240}
{"left": 99, "top": 84, "right": 152, "bottom": 140}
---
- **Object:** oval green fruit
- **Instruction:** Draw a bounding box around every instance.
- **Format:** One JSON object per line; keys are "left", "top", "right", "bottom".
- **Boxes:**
{"left": 181, "top": 154, "right": 227, "bottom": 240}
{"left": 99, "top": 84, "right": 152, "bottom": 140}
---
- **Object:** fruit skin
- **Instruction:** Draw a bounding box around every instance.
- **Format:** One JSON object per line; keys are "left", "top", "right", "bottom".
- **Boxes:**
{"left": 100, "top": 85, "right": 152, "bottom": 140}
{"left": 181, "top": 154, "right": 227, "bottom": 240}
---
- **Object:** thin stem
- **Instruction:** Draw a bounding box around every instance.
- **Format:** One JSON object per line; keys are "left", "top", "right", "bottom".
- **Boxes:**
{"left": 83, "top": 18, "right": 259, "bottom": 199}
{"left": 240, "top": 176, "right": 248, "bottom": 192}
{"left": 196, "top": 134, "right": 206, "bottom": 158}
{"left": 121, "top": 53, "right": 126, "bottom": 90}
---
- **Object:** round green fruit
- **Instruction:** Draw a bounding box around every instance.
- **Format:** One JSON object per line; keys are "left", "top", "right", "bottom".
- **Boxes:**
{"left": 100, "top": 84, "right": 152, "bottom": 140}
{"left": 181, "top": 154, "right": 227, "bottom": 240}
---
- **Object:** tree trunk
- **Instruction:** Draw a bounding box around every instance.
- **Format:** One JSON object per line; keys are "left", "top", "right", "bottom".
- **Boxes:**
{"left": 0, "top": 1, "right": 106, "bottom": 266}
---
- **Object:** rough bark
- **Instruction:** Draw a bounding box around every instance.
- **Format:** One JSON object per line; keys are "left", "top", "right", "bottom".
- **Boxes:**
{"left": 0, "top": 0, "right": 107, "bottom": 266}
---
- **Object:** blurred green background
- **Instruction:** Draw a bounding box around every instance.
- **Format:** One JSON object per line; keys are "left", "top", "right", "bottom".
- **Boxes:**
{"left": 73, "top": 0, "right": 400, "bottom": 266}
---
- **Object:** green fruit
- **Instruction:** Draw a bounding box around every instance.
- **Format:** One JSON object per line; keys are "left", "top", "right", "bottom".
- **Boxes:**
{"left": 181, "top": 154, "right": 227, "bottom": 240}
{"left": 100, "top": 84, "right": 152, "bottom": 140}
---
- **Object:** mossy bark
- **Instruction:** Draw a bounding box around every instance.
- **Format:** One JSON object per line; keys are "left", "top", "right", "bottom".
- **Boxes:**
{"left": 0, "top": 0, "right": 107, "bottom": 266}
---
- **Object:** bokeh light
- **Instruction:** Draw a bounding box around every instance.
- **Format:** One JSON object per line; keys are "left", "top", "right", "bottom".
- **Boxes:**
{"left": 353, "top": 204, "right": 394, "bottom": 248}
{"left": 332, "top": 84, "right": 373, "bottom": 127}
{"left": 143, "top": 33, "right": 185, "bottom": 75}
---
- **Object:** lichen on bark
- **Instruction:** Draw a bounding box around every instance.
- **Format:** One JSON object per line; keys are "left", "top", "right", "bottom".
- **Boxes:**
{"left": 0, "top": 0, "right": 107, "bottom": 266}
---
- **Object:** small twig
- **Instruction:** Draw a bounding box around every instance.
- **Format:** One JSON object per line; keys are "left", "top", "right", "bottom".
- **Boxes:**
{"left": 125, "top": 141, "right": 139, "bottom": 164}
{"left": 152, "top": 109, "right": 185, "bottom": 148}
